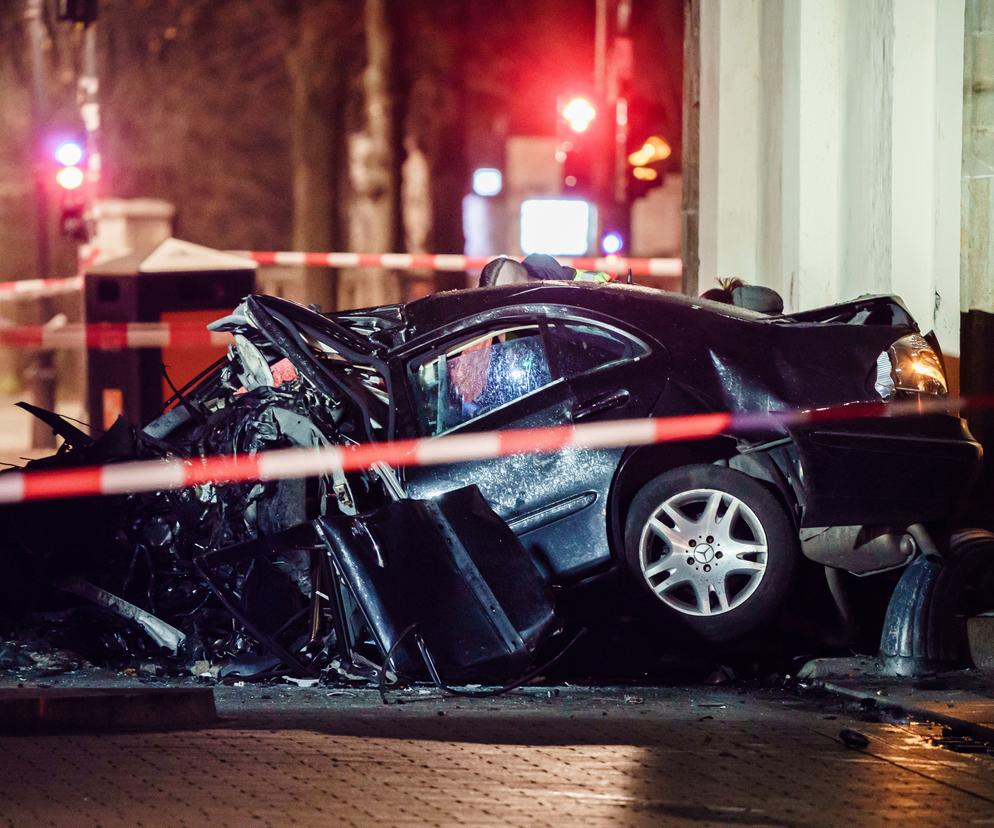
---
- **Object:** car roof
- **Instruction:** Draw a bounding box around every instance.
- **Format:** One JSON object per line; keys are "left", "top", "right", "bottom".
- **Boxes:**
{"left": 402, "top": 280, "right": 769, "bottom": 336}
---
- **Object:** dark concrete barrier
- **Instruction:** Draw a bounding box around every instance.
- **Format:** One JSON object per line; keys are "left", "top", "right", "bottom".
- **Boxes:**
{"left": 0, "top": 687, "right": 217, "bottom": 734}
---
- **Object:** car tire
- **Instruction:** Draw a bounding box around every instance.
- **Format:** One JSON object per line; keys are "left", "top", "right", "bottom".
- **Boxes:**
{"left": 623, "top": 465, "right": 798, "bottom": 642}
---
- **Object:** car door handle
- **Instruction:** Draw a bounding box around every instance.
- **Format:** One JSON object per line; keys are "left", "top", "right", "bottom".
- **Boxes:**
{"left": 572, "top": 389, "right": 630, "bottom": 421}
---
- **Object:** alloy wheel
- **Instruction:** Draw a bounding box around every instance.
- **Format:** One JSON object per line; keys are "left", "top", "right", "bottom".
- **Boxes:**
{"left": 638, "top": 487, "right": 768, "bottom": 617}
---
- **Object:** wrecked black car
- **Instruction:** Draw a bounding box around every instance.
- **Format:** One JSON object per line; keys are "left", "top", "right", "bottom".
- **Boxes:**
{"left": 0, "top": 277, "right": 983, "bottom": 684}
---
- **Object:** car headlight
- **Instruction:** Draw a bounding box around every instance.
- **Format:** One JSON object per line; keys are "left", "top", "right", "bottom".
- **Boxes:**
{"left": 876, "top": 333, "right": 947, "bottom": 398}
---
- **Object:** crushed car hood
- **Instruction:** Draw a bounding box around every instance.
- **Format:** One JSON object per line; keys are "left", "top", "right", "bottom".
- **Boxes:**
{"left": 211, "top": 294, "right": 395, "bottom": 441}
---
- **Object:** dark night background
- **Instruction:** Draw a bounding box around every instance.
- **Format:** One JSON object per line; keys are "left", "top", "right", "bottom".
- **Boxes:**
{"left": 0, "top": 0, "right": 683, "bottom": 291}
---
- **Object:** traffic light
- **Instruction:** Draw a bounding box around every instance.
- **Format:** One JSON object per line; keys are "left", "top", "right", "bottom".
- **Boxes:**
{"left": 626, "top": 134, "right": 671, "bottom": 200}
{"left": 53, "top": 140, "right": 88, "bottom": 241}
{"left": 556, "top": 95, "right": 603, "bottom": 194}
{"left": 59, "top": 200, "right": 87, "bottom": 242}
{"left": 561, "top": 97, "right": 597, "bottom": 133}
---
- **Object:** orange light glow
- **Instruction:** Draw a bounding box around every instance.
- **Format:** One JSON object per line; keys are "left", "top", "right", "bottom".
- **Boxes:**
{"left": 628, "top": 136, "right": 672, "bottom": 167}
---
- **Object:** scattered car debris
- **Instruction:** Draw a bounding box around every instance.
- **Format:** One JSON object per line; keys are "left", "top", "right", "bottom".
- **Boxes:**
{"left": 139, "top": 662, "right": 164, "bottom": 678}
{"left": 284, "top": 677, "right": 319, "bottom": 688}
{"left": 839, "top": 728, "right": 870, "bottom": 750}
{"left": 0, "top": 644, "right": 33, "bottom": 670}
{"left": 705, "top": 665, "right": 736, "bottom": 686}
{"left": 59, "top": 578, "right": 185, "bottom": 654}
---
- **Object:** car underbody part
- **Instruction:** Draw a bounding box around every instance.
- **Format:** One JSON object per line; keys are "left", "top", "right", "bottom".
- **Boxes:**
{"left": 800, "top": 525, "right": 918, "bottom": 575}
{"left": 823, "top": 566, "right": 858, "bottom": 639}
{"left": 184, "top": 485, "right": 562, "bottom": 684}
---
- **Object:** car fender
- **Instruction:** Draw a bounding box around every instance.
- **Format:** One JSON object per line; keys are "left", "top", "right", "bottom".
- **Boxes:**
{"left": 606, "top": 438, "right": 804, "bottom": 566}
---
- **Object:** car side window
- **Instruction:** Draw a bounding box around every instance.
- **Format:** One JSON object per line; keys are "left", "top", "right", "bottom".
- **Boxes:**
{"left": 413, "top": 325, "right": 554, "bottom": 435}
{"left": 547, "top": 321, "right": 646, "bottom": 379}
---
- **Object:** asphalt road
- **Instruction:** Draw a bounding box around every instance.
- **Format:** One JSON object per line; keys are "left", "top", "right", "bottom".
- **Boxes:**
{"left": 1, "top": 679, "right": 993, "bottom": 827}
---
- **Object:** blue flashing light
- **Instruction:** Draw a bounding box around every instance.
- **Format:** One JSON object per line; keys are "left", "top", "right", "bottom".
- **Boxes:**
{"left": 601, "top": 231, "right": 624, "bottom": 255}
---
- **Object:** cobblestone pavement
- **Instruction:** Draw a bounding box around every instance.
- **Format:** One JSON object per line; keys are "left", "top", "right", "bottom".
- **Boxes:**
{"left": 1, "top": 683, "right": 994, "bottom": 826}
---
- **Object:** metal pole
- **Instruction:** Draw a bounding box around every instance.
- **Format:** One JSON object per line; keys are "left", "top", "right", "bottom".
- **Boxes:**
{"left": 681, "top": 0, "right": 701, "bottom": 296}
{"left": 26, "top": 0, "right": 56, "bottom": 449}
{"left": 613, "top": 0, "right": 631, "bottom": 206}
{"left": 26, "top": 0, "right": 49, "bottom": 281}
{"left": 594, "top": 0, "right": 608, "bottom": 99}
{"left": 79, "top": 18, "right": 100, "bottom": 218}
{"left": 592, "top": 0, "right": 612, "bottom": 247}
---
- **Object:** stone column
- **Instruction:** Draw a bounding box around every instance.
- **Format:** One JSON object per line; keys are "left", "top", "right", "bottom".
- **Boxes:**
{"left": 695, "top": 0, "right": 965, "bottom": 361}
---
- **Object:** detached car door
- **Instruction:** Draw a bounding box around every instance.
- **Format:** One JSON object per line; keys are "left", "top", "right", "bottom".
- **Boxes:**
{"left": 400, "top": 312, "right": 651, "bottom": 580}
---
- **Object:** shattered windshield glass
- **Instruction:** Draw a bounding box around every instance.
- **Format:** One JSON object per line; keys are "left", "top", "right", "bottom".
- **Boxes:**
{"left": 413, "top": 325, "right": 553, "bottom": 435}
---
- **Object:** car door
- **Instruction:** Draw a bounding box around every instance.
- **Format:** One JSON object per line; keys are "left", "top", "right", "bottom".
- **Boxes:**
{"left": 537, "top": 317, "right": 659, "bottom": 575}
{"left": 400, "top": 313, "right": 653, "bottom": 580}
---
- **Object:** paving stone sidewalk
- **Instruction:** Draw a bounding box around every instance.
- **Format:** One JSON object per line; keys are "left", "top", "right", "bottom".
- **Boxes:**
{"left": 800, "top": 656, "right": 994, "bottom": 736}
{"left": 1, "top": 677, "right": 993, "bottom": 827}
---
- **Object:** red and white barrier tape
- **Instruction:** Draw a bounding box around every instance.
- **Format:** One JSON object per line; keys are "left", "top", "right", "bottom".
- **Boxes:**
{"left": 234, "top": 251, "right": 683, "bottom": 279}
{"left": 0, "top": 250, "right": 681, "bottom": 303}
{"left": 0, "top": 275, "right": 83, "bottom": 301}
{"left": 0, "top": 395, "right": 984, "bottom": 505}
{"left": 0, "top": 322, "right": 230, "bottom": 350}
{"left": 0, "top": 246, "right": 96, "bottom": 301}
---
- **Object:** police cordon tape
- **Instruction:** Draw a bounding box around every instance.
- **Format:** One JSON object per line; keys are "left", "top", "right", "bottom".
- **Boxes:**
{"left": 0, "top": 275, "right": 83, "bottom": 301}
{"left": 0, "top": 321, "right": 231, "bottom": 350}
{"left": 0, "top": 251, "right": 682, "bottom": 304}
{"left": 0, "top": 247, "right": 93, "bottom": 302}
{"left": 0, "top": 394, "right": 986, "bottom": 505}
{"left": 234, "top": 251, "right": 683, "bottom": 279}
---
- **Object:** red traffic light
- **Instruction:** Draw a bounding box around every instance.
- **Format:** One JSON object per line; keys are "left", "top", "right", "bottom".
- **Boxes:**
{"left": 55, "top": 166, "right": 84, "bottom": 190}
{"left": 52, "top": 140, "right": 86, "bottom": 190}
{"left": 561, "top": 97, "right": 596, "bottom": 133}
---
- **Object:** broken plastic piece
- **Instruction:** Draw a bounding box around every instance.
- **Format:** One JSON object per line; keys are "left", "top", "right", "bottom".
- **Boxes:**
{"left": 60, "top": 577, "right": 186, "bottom": 653}
{"left": 284, "top": 677, "right": 319, "bottom": 688}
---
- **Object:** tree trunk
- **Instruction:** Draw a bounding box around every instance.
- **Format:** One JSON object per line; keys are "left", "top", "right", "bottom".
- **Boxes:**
{"left": 342, "top": 0, "right": 400, "bottom": 310}
{"left": 399, "top": 0, "right": 468, "bottom": 294}
{"left": 681, "top": 0, "right": 700, "bottom": 296}
{"left": 285, "top": 0, "right": 352, "bottom": 311}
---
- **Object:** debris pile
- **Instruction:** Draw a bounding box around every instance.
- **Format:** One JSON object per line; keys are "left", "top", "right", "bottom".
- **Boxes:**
{"left": 0, "top": 296, "right": 566, "bottom": 689}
